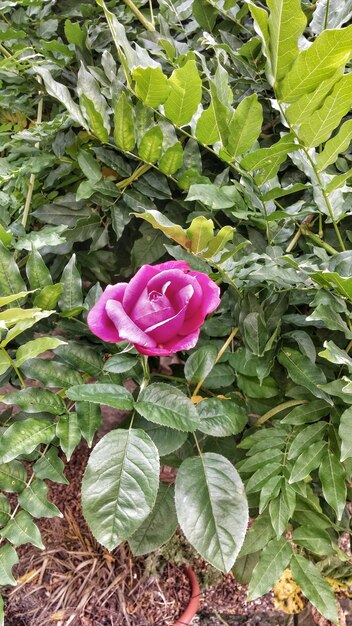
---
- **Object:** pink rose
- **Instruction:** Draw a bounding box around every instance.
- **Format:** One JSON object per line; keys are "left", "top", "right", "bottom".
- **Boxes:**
{"left": 87, "top": 261, "right": 220, "bottom": 356}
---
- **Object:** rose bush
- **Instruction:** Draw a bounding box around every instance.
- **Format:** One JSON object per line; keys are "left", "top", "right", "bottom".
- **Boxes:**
{"left": 87, "top": 261, "right": 220, "bottom": 356}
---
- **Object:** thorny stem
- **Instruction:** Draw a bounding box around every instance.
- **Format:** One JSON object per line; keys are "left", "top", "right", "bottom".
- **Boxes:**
{"left": 192, "top": 327, "right": 238, "bottom": 397}
{"left": 22, "top": 76, "right": 43, "bottom": 229}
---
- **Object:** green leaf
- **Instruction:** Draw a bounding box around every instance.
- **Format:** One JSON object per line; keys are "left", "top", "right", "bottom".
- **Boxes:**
{"left": 243, "top": 312, "right": 268, "bottom": 357}
{"left": 291, "top": 555, "right": 338, "bottom": 624}
{"left": 33, "top": 448, "right": 68, "bottom": 485}
{"left": 196, "top": 104, "right": 220, "bottom": 145}
{"left": 76, "top": 402, "right": 102, "bottom": 447}
{"left": 249, "top": 3, "right": 272, "bottom": 83}
{"left": 175, "top": 453, "right": 248, "bottom": 572}
{"left": 136, "top": 383, "right": 200, "bottom": 432}
{"left": 197, "top": 398, "right": 247, "bottom": 437}
{"left": 64, "top": 19, "right": 85, "bottom": 47}
{"left": 184, "top": 345, "right": 217, "bottom": 383}
{"left": 269, "top": 485, "right": 296, "bottom": 538}
{"left": 281, "top": 400, "right": 329, "bottom": 425}
{"left": 319, "top": 340, "right": 352, "bottom": 371}
{"left": 113, "top": 92, "right": 136, "bottom": 152}
{"left": 0, "top": 461, "right": 27, "bottom": 493}
{"left": 319, "top": 450, "right": 346, "bottom": 521}
{"left": 259, "top": 476, "right": 282, "bottom": 514}
{"left": 316, "top": 119, "right": 352, "bottom": 171}
{"left": 278, "top": 347, "right": 331, "bottom": 403}
{"left": 133, "top": 66, "right": 170, "bottom": 107}
{"left": 26, "top": 249, "right": 52, "bottom": 290}
{"left": 82, "top": 428, "right": 159, "bottom": 549}
{"left": 239, "top": 448, "right": 283, "bottom": 473}
{"left": 132, "top": 416, "right": 188, "bottom": 456}
{"left": 297, "top": 74, "right": 352, "bottom": 148}
{"left": 20, "top": 359, "right": 83, "bottom": 388}
{"left": 164, "top": 60, "right": 202, "bottom": 126}
{"left": 246, "top": 463, "right": 282, "bottom": 494}
{"left": 279, "top": 26, "right": 352, "bottom": 103}
{"left": 34, "top": 284, "right": 63, "bottom": 310}
{"left": 241, "top": 134, "right": 299, "bottom": 185}
{"left": 15, "top": 338, "right": 66, "bottom": 368}
{"left": 0, "top": 241, "right": 26, "bottom": 298}
{"left": 239, "top": 513, "right": 276, "bottom": 557}
{"left": 103, "top": 353, "right": 138, "bottom": 374}
{"left": 77, "top": 150, "right": 102, "bottom": 183}
{"left": 226, "top": 94, "right": 263, "bottom": 158}
{"left": 0, "top": 544, "right": 18, "bottom": 586}
{"left": 0, "top": 496, "right": 10, "bottom": 528}
{"left": 267, "top": 0, "right": 306, "bottom": 84}
{"left": 247, "top": 537, "right": 292, "bottom": 601}
{"left": 311, "top": 271, "right": 352, "bottom": 301}
{"left": 311, "top": 0, "right": 352, "bottom": 33}
{"left": 55, "top": 341, "right": 103, "bottom": 377}
{"left": 18, "top": 479, "right": 62, "bottom": 519}
{"left": 138, "top": 126, "right": 163, "bottom": 163}
{"left": 159, "top": 142, "right": 183, "bottom": 175}
{"left": 338, "top": 406, "right": 352, "bottom": 461}
{"left": 0, "top": 418, "right": 57, "bottom": 464}
{"left": 286, "top": 70, "right": 344, "bottom": 126}
{"left": 0, "top": 352, "right": 11, "bottom": 376}
{"left": 128, "top": 483, "right": 177, "bottom": 556}
{"left": 203, "top": 226, "right": 234, "bottom": 258}
{"left": 56, "top": 413, "right": 81, "bottom": 461}
{"left": 0, "top": 388, "right": 66, "bottom": 415}
{"left": 36, "top": 67, "right": 87, "bottom": 129}
{"left": 186, "top": 183, "right": 235, "bottom": 210}
{"left": 66, "top": 384, "right": 134, "bottom": 411}
{"left": 58, "top": 255, "right": 83, "bottom": 312}
{"left": 289, "top": 441, "right": 326, "bottom": 484}
{"left": 77, "top": 64, "right": 110, "bottom": 141}
{"left": 192, "top": 0, "right": 217, "bottom": 30}
{"left": 186, "top": 216, "right": 214, "bottom": 254}
{"left": 1, "top": 511, "right": 44, "bottom": 549}
{"left": 287, "top": 422, "right": 327, "bottom": 460}
{"left": 291, "top": 526, "right": 336, "bottom": 556}
{"left": 134, "top": 210, "right": 190, "bottom": 248}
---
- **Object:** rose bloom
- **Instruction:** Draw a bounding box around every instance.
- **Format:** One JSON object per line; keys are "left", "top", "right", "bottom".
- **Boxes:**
{"left": 87, "top": 261, "right": 220, "bottom": 356}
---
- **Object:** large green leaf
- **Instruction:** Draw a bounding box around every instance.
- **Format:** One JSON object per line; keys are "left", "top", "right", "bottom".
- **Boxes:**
{"left": 289, "top": 441, "right": 326, "bottom": 484}
{"left": 77, "top": 64, "right": 110, "bottom": 141}
{"left": 33, "top": 448, "right": 68, "bottom": 484}
{"left": 1, "top": 511, "right": 44, "bottom": 549}
{"left": 56, "top": 413, "right": 81, "bottom": 461}
{"left": 113, "top": 92, "right": 136, "bottom": 152}
{"left": 197, "top": 398, "right": 247, "bottom": 437}
{"left": 241, "top": 134, "right": 298, "bottom": 185}
{"left": 195, "top": 103, "right": 220, "bottom": 145}
{"left": 66, "top": 384, "right": 134, "bottom": 410}
{"left": 15, "top": 337, "right": 66, "bottom": 367}
{"left": 184, "top": 345, "right": 217, "bottom": 383}
{"left": 267, "top": 0, "right": 306, "bottom": 84}
{"left": 292, "top": 526, "right": 336, "bottom": 556}
{"left": 18, "top": 479, "right": 62, "bottom": 518}
{"left": 132, "top": 416, "right": 187, "bottom": 456}
{"left": 278, "top": 347, "right": 331, "bottom": 402}
{"left": 316, "top": 118, "right": 352, "bottom": 171}
{"left": 279, "top": 26, "right": 352, "bottom": 103}
{"left": 247, "top": 537, "right": 292, "bottom": 600}
{"left": 20, "top": 359, "right": 83, "bottom": 388}
{"left": 287, "top": 422, "right": 327, "bottom": 459}
{"left": 310, "top": 0, "right": 352, "bottom": 33}
{"left": 26, "top": 248, "right": 52, "bottom": 290}
{"left": 0, "top": 418, "right": 57, "bottom": 464}
{"left": 55, "top": 341, "right": 103, "bottom": 377}
{"left": 138, "top": 126, "right": 163, "bottom": 163}
{"left": 76, "top": 402, "right": 102, "bottom": 447}
{"left": 164, "top": 60, "right": 202, "bottom": 126}
{"left": 0, "top": 388, "right": 66, "bottom": 415}
{"left": 319, "top": 450, "right": 346, "bottom": 521}
{"left": 133, "top": 66, "right": 170, "bottom": 107}
{"left": 175, "top": 453, "right": 248, "bottom": 572}
{"left": 291, "top": 555, "right": 338, "bottom": 623}
{"left": 36, "top": 67, "right": 87, "bottom": 128}
{"left": 226, "top": 94, "right": 263, "bottom": 158}
{"left": 281, "top": 400, "right": 329, "bottom": 425}
{"left": 58, "top": 254, "right": 83, "bottom": 312}
{"left": 82, "top": 429, "right": 159, "bottom": 549}
{"left": 128, "top": 483, "right": 177, "bottom": 556}
{"left": 192, "top": 0, "right": 217, "bottom": 31}
{"left": 134, "top": 210, "right": 190, "bottom": 248}
{"left": 136, "top": 383, "right": 200, "bottom": 432}
{"left": 0, "top": 461, "right": 27, "bottom": 493}
{"left": 158, "top": 142, "right": 183, "bottom": 175}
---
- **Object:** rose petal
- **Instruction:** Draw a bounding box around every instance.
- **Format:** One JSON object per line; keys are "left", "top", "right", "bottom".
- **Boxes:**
{"left": 87, "top": 283, "right": 127, "bottom": 343}
{"left": 145, "top": 284, "right": 194, "bottom": 343}
{"left": 130, "top": 287, "right": 175, "bottom": 331}
{"left": 122, "top": 265, "right": 159, "bottom": 314}
{"left": 136, "top": 329, "right": 200, "bottom": 356}
{"left": 106, "top": 299, "right": 157, "bottom": 348}
{"left": 189, "top": 271, "right": 221, "bottom": 316}
{"left": 147, "top": 269, "right": 192, "bottom": 304}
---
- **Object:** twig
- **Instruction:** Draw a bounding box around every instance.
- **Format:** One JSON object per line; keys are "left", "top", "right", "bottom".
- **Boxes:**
{"left": 122, "top": 0, "right": 155, "bottom": 31}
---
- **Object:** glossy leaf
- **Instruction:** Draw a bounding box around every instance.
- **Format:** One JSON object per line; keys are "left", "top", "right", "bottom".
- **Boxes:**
{"left": 0, "top": 544, "right": 18, "bottom": 586}
{"left": 319, "top": 450, "right": 346, "bottom": 520}
{"left": 55, "top": 341, "right": 103, "bottom": 377}
{"left": 132, "top": 416, "right": 188, "bottom": 456}
{"left": 113, "top": 92, "right": 136, "bottom": 152}
{"left": 15, "top": 337, "right": 66, "bottom": 367}
{"left": 58, "top": 254, "right": 83, "bottom": 312}
{"left": 278, "top": 347, "right": 330, "bottom": 403}
{"left": 227, "top": 95, "right": 263, "bottom": 158}
{"left": 185, "top": 345, "right": 217, "bottom": 383}
{"left": 197, "top": 398, "right": 247, "bottom": 437}
{"left": 33, "top": 448, "right": 68, "bottom": 484}
{"left": 56, "top": 413, "right": 81, "bottom": 461}
{"left": 26, "top": 248, "right": 52, "bottom": 290}
{"left": 0, "top": 418, "right": 56, "bottom": 464}
{"left": 20, "top": 359, "right": 83, "bottom": 388}
{"left": 159, "top": 142, "right": 183, "bottom": 175}
{"left": 67, "top": 384, "right": 134, "bottom": 410}
{"left": 164, "top": 60, "right": 202, "bottom": 126}
{"left": 267, "top": 0, "right": 306, "bottom": 84}
{"left": 133, "top": 66, "right": 170, "bottom": 107}
{"left": 76, "top": 402, "right": 102, "bottom": 447}
{"left": 291, "top": 555, "right": 338, "bottom": 623}
{"left": 247, "top": 537, "right": 292, "bottom": 601}
{"left": 0, "top": 461, "right": 27, "bottom": 493}
{"left": 138, "top": 126, "right": 163, "bottom": 163}
{"left": 0, "top": 388, "right": 65, "bottom": 415}
{"left": 128, "top": 483, "right": 177, "bottom": 556}
{"left": 136, "top": 383, "right": 200, "bottom": 432}
{"left": 289, "top": 441, "right": 326, "bottom": 484}
{"left": 1, "top": 511, "right": 44, "bottom": 549}
{"left": 18, "top": 479, "right": 62, "bottom": 518}
{"left": 281, "top": 400, "right": 329, "bottom": 425}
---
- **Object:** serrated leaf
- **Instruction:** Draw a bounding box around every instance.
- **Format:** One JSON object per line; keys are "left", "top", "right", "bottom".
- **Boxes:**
{"left": 164, "top": 60, "right": 202, "bottom": 126}
{"left": 278, "top": 347, "right": 331, "bottom": 403}
{"left": 0, "top": 544, "right": 18, "bottom": 586}
{"left": 1, "top": 511, "right": 44, "bottom": 549}
{"left": 136, "top": 383, "right": 200, "bottom": 432}
{"left": 103, "top": 353, "right": 138, "bottom": 374}
{"left": 197, "top": 398, "right": 247, "bottom": 437}
{"left": 56, "top": 413, "right": 81, "bottom": 461}
{"left": 0, "top": 461, "right": 27, "bottom": 493}
{"left": 113, "top": 92, "right": 136, "bottom": 152}
{"left": 133, "top": 66, "right": 170, "bottom": 107}
{"left": 226, "top": 94, "right": 263, "bottom": 158}
{"left": 175, "top": 453, "right": 248, "bottom": 572}
{"left": 132, "top": 416, "right": 187, "bottom": 456}
{"left": 55, "top": 341, "right": 103, "bottom": 377}
{"left": 128, "top": 483, "right": 177, "bottom": 556}
{"left": 291, "top": 555, "right": 338, "bottom": 623}
{"left": 33, "top": 448, "right": 68, "bottom": 484}
{"left": 247, "top": 537, "right": 292, "bottom": 601}
{"left": 66, "top": 384, "right": 134, "bottom": 410}
{"left": 82, "top": 428, "right": 159, "bottom": 549}
{"left": 138, "top": 126, "right": 163, "bottom": 163}
{"left": 20, "top": 359, "right": 83, "bottom": 388}
{"left": 26, "top": 249, "right": 52, "bottom": 290}
{"left": 159, "top": 142, "right": 183, "bottom": 175}
{"left": 76, "top": 402, "right": 102, "bottom": 447}
{"left": 0, "top": 418, "right": 57, "bottom": 464}
{"left": 15, "top": 338, "right": 66, "bottom": 368}
{"left": 289, "top": 441, "right": 326, "bottom": 484}
{"left": 279, "top": 26, "right": 352, "bottom": 103}
{"left": 18, "top": 479, "right": 62, "bottom": 518}
{"left": 267, "top": 0, "right": 306, "bottom": 85}
{"left": 317, "top": 119, "right": 352, "bottom": 171}
{"left": 185, "top": 345, "right": 217, "bottom": 383}
{"left": 58, "top": 254, "right": 82, "bottom": 312}
{"left": 319, "top": 450, "right": 346, "bottom": 520}
{"left": 0, "top": 388, "right": 66, "bottom": 415}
